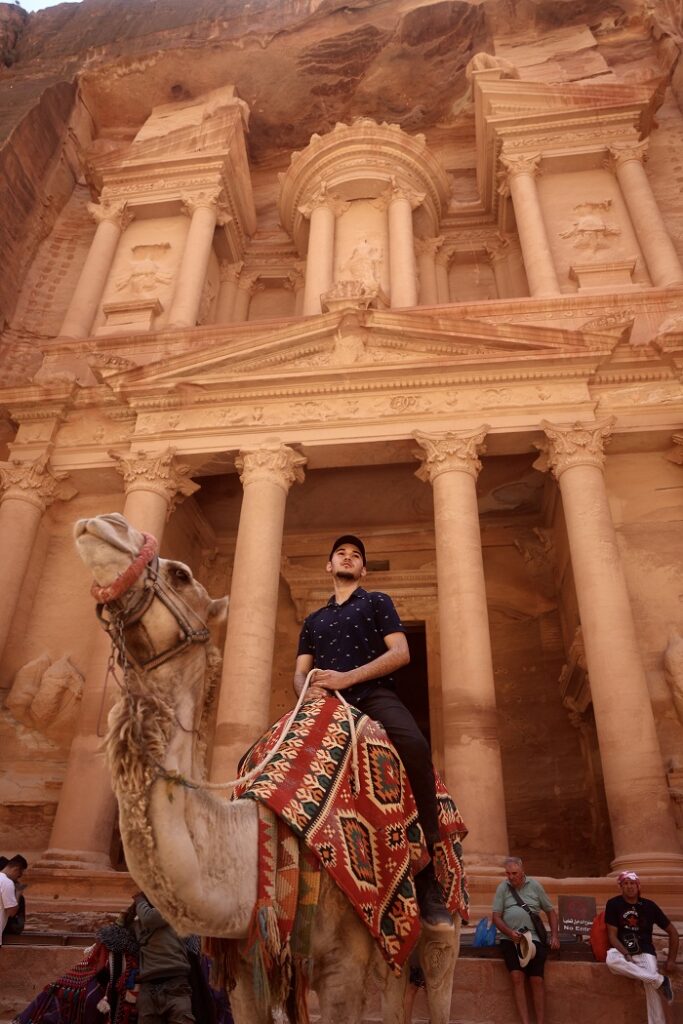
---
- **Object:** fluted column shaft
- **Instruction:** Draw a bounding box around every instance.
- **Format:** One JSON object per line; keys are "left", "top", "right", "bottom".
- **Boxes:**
{"left": 0, "top": 454, "right": 75, "bottom": 666}
{"left": 414, "top": 429, "right": 508, "bottom": 864}
{"left": 211, "top": 444, "right": 306, "bottom": 780}
{"left": 500, "top": 153, "right": 560, "bottom": 297}
{"left": 59, "top": 202, "right": 131, "bottom": 339}
{"left": 168, "top": 195, "right": 220, "bottom": 327}
{"left": 610, "top": 142, "right": 683, "bottom": 288}
{"left": 301, "top": 196, "right": 336, "bottom": 316}
{"left": 387, "top": 185, "right": 422, "bottom": 308}
{"left": 41, "top": 449, "right": 199, "bottom": 869}
{"left": 539, "top": 420, "right": 683, "bottom": 872}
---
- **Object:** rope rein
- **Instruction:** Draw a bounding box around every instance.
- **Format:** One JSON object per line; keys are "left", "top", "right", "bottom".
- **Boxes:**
{"left": 154, "top": 668, "right": 362, "bottom": 795}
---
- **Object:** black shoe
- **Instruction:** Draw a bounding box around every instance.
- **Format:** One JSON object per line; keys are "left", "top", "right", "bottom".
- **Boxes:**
{"left": 660, "top": 976, "right": 674, "bottom": 1004}
{"left": 415, "top": 865, "right": 454, "bottom": 928}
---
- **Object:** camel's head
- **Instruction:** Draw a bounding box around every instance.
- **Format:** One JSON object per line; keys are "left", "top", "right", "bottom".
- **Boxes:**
{"left": 74, "top": 513, "right": 228, "bottom": 671}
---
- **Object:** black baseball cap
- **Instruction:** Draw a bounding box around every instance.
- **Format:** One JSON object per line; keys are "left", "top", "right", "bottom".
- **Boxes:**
{"left": 329, "top": 535, "right": 366, "bottom": 565}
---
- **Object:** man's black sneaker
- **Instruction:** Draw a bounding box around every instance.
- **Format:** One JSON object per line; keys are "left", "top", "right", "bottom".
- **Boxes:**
{"left": 415, "top": 865, "right": 454, "bottom": 928}
{"left": 660, "top": 976, "right": 674, "bottom": 1004}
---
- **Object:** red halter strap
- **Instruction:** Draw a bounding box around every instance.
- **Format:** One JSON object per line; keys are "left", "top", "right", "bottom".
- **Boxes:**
{"left": 90, "top": 533, "right": 159, "bottom": 604}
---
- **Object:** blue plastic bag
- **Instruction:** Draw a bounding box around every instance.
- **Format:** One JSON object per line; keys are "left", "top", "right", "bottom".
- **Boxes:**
{"left": 473, "top": 916, "right": 497, "bottom": 947}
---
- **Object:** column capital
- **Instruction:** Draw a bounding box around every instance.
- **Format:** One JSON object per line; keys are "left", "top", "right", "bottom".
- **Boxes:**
{"left": 413, "top": 427, "right": 489, "bottom": 482}
{"left": 0, "top": 451, "right": 76, "bottom": 511}
{"left": 485, "top": 235, "right": 512, "bottom": 264}
{"left": 181, "top": 189, "right": 222, "bottom": 217}
{"left": 607, "top": 140, "right": 649, "bottom": 170}
{"left": 534, "top": 419, "right": 616, "bottom": 479}
{"left": 236, "top": 443, "right": 306, "bottom": 492}
{"left": 219, "top": 260, "right": 243, "bottom": 283}
{"left": 236, "top": 270, "right": 261, "bottom": 294}
{"left": 87, "top": 199, "right": 133, "bottom": 231}
{"left": 666, "top": 433, "right": 683, "bottom": 465}
{"left": 415, "top": 235, "right": 445, "bottom": 258}
{"left": 109, "top": 446, "right": 199, "bottom": 515}
{"left": 375, "top": 178, "right": 425, "bottom": 212}
{"left": 497, "top": 152, "right": 542, "bottom": 197}
{"left": 298, "top": 181, "right": 349, "bottom": 220}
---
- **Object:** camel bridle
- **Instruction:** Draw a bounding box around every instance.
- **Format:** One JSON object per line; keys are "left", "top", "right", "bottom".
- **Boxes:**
{"left": 93, "top": 532, "right": 211, "bottom": 673}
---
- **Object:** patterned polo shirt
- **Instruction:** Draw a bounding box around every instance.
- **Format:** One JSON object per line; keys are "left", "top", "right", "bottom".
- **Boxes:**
{"left": 297, "top": 586, "right": 405, "bottom": 702}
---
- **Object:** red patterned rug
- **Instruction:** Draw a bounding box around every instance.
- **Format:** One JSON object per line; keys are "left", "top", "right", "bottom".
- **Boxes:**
{"left": 234, "top": 696, "right": 468, "bottom": 973}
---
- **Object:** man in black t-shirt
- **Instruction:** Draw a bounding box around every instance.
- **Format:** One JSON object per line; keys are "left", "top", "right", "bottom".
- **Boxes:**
{"left": 605, "top": 870, "right": 678, "bottom": 1024}
{"left": 293, "top": 534, "right": 452, "bottom": 928}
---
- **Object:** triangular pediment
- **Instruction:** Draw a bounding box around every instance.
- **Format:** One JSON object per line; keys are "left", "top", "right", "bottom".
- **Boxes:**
{"left": 101, "top": 308, "right": 625, "bottom": 393}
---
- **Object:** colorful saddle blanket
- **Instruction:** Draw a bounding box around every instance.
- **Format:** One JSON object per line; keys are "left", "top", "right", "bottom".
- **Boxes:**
{"left": 234, "top": 695, "right": 469, "bottom": 973}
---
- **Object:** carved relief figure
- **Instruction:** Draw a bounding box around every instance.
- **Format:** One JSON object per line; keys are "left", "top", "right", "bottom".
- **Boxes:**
{"left": 115, "top": 244, "right": 173, "bottom": 296}
{"left": 339, "top": 238, "right": 383, "bottom": 293}
{"left": 560, "top": 200, "right": 621, "bottom": 254}
{"left": 5, "top": 654, "right": 83, "bottom": 745}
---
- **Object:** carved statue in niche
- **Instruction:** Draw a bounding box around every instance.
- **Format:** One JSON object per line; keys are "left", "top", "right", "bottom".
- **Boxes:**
{"left": 4, "top": 654, "right": 84, "bottom": 745}
{"left": 560, "top": 200, "right": 621, "bottom": 254}
{"left": 664, "top": 628, "right": 683, "bottom": 727}
{"left": 339, "top": 238, "right": 383, "bottom": 293}
{"left": 115, "top": 244, "right": 173, "bottom": 296}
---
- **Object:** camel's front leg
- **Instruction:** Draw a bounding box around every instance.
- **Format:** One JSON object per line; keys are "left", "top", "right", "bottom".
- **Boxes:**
{"left": 311, "top": 877, "right": 375, "bottom": 1023}
{"left": 420, "top": 918, "right": 460, "bottom": 1024}
{"left": 380, "top": 962, "right": 409, "bottom": 1023}
{"left": 230, "top": 962, "right": 274, "bottom": 1024}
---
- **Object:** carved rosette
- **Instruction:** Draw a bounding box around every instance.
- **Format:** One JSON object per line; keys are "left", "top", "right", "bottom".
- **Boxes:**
{"left": 535, "top": 419, "right": 616, "bottom": 479}
{"left": 236, "top": 443, "right": 306, "bottom": 492}
{"left": 87, "top": 199, "right": 134, "bottom": 231}
{"left": 109, "top": 447, "right": 199, "bottom": 515}
{"left": 0, "top": 452, "right": 76, "bottom": 512}
{"left": 413, "top": 427, "right": 489, "bottom": 483}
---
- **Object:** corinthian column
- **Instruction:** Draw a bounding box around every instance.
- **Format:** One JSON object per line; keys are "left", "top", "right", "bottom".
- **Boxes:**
{"left": 59, "top": 201, "right": 132, "bottom": 339}
{"left": 499, "top": 152, "right": 560, "bottom": 297}
{"left": 211, "top": 443, "right": 306, "bottom": 781}
{"left": 0, "top": 453, "right": 76, "bottom": 665}
{"left": 415, "top": 237, "right": 443, "bottom": 306}
{"left": 232, "top": 271, "right": 260, "bottom": 322}
{"left": 168, "top": 192, "right": 222, "bottom": 327}
{"left": 414, "top": 429, "right": 508, "bottom": 864}
{"left": 299, "top": 184, "right": 348, "bottom": 316}
{"left": 609, "top": 142, "right": 683, "bottom": 288}
{"left": 537, "top": 420, "right": 683, "bottom": 873}
{"left": 40, "top": 449, "right": 199, "bottom": 869}
{"left": 386, "top": 182, "right": 424, "bottom": 308}
{"left": 216, "top": 261, "right": 242, "bottom": 322}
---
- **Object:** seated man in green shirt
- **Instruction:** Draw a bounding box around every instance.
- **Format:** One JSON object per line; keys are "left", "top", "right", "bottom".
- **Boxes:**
{"left": 492, "top": 856, "right": 560, "bottom": 1024}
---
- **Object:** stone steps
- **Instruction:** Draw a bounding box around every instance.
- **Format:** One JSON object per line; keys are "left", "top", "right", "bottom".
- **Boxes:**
{"left": 4, "top": 937, "right": 683, "bottom": 1023}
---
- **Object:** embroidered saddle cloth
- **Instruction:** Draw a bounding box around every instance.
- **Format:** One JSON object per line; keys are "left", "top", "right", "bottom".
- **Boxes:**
{"left": 234, "top": 695, "right": 468, "bottom": 973}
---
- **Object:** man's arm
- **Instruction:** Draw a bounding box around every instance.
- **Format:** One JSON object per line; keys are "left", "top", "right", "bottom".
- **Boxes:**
{"left": 134, "top": 894, "right": 166, "bottom": 933}
{"left": 314, "top": 632, "right": 410, "bottom": 692}
{"left": 491, "top": 911, "right": 523, "bottom": 943}
{"left": 665, "top": 921, "right": 679, "bottom": 973}
{"left": 546, "top": 907, "right": 560, "bottom": 951}
{"left": 607, "top": 922, "right": 631, "bottom": 959}
{"left": 293, "top": 654, "right": 327, "bottom": 698}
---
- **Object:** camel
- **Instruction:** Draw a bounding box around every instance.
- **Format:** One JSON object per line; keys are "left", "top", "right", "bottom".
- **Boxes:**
{"left": 74, "top": 512, "right": 459, "bottom": 1023}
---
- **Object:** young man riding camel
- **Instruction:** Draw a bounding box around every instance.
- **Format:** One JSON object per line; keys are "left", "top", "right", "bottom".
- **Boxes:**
{"left": 293, "top": 534, "right": 452, "bottom": 927}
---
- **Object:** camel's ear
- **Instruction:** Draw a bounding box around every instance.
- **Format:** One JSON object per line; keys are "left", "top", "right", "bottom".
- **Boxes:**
{"left": 208, "top": 596, "right": 229, "bottom": 626}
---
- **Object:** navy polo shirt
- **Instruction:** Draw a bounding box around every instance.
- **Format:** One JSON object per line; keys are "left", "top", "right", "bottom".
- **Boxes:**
{"left": 297, "top": 587, "right": 405, "bottom": 702}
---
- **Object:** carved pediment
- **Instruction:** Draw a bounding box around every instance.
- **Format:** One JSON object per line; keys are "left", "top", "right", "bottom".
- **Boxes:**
{"left": 102, "top": 309, "right": 623, "bottom": 392}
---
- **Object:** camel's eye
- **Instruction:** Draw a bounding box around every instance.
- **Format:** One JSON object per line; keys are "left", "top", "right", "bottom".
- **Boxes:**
{"left": 173, "top": 567, "right": 191, "bottom": 583}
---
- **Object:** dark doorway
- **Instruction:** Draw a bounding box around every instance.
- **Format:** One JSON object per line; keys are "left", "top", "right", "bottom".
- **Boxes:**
{"left": 393, "top": 622, "right": 431, "bottom": 747}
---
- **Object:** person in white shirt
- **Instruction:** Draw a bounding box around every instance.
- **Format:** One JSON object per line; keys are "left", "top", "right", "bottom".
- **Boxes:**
{"left": 0, "top": 855, "right": 27, "bottom": 947}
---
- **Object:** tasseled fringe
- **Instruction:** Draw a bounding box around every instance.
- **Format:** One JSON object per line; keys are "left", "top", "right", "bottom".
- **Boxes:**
{"left": 96, "top": 996, "right": 111, "bottom": 1014}
{"left": 203, "top": 936, "right": 240, "bottom": 992}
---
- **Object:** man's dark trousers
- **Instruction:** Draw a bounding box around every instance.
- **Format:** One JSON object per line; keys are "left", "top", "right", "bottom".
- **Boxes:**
{"left": 350, "top": 686, "right": 441, "bottom": 849}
